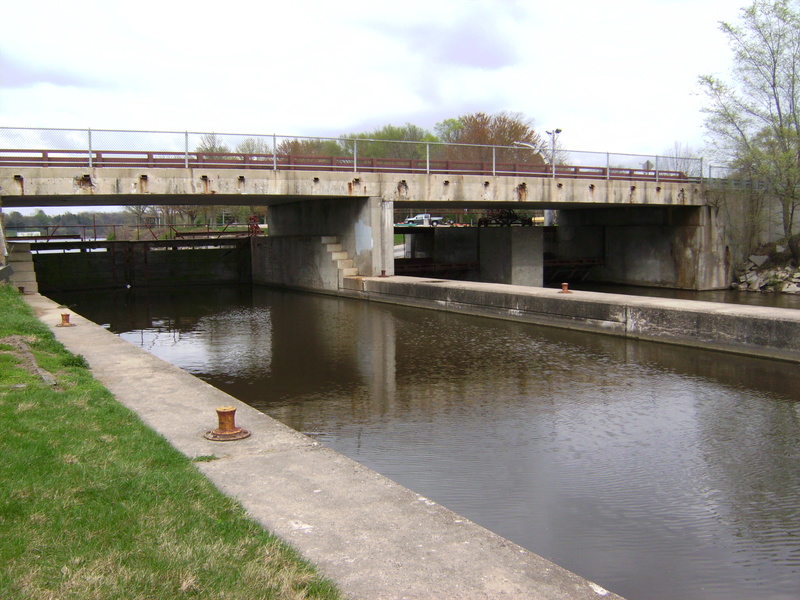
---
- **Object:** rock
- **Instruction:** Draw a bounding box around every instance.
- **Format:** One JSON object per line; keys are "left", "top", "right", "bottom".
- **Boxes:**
{"left": 782, "top": 282, "right": 800, "bottom": 294}
{"left": 730, "top": 281, "right": 740, "bottom": 290}
{"left": 749, "top": 255, "right": 770, "bottom": 267}
{"left": 746, "top": 271, "right": 760, "bottom": 284}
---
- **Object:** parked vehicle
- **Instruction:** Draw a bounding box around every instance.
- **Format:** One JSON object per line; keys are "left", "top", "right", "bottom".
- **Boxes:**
{"left": 403, "top": 213, "right": 443, "bottom": 226}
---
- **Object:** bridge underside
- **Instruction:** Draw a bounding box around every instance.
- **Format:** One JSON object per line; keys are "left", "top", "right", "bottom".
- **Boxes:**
{"left": 1, "top": 167, "right": 727, "bottom": 291}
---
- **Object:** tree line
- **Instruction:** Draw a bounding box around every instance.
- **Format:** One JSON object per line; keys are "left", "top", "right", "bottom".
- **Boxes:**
{"left": 197, "top": 111, "right": 550, "bottom": 165}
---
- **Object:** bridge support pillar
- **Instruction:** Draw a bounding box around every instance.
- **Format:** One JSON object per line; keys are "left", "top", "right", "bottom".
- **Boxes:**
{"left": 252, "top": 196, "right": 393, "bottom": 292}
{"left": 479, "top": 227, "right": 543, "bottom": 286}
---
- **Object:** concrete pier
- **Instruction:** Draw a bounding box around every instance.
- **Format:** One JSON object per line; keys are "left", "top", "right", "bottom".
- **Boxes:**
{"left": 342, "top": 276, "right": 800, "bottom": 362}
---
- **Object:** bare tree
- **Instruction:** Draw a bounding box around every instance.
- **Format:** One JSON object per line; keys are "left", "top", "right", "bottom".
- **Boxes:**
{"left": 196, "top": 133, "right": 230, "bottom": 153}
{"left": 235, "top": 138, "right": 271, "bottom": 156}
{"left": 434, "top": 112, "right": 547, "bottom": 164}
{"left": 659, "top": 142, "right": 704, "bottom": 177}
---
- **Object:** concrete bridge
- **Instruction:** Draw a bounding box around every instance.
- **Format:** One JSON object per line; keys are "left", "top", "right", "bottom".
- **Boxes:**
{"left": 0, "top": 138, "right": 727, "bottom": 291}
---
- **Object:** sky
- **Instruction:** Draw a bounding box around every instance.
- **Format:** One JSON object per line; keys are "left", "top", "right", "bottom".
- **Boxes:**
{"left": 1, "top": 0, "right": 746, "bottom": 214}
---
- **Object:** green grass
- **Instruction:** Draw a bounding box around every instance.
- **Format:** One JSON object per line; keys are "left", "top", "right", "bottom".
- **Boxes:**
{"left": 0, "top": 284, "right": 343, "bottom": 600}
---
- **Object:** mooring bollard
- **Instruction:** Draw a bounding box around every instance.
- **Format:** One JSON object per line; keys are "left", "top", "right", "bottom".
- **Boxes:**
{"left": 558, "top": 282, "right": 573, "bottom": 294}
{"left": 204, "top": 406, "right": 250, "bottom": 441}
{"left": 56, "top": 313, "right": 76, "bottom": 327}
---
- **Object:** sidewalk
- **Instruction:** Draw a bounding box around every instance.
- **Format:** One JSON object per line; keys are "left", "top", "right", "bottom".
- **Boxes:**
{"left": 27, "top": 292, "right": 623, "bottom": 600}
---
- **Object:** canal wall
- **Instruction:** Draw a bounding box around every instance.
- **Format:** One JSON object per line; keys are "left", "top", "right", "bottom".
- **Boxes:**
{"left": 341, "top": 276, "right": 800, "bottom": 362}
{"left": 27, "top": 291, "right": 624, "bottom": 600}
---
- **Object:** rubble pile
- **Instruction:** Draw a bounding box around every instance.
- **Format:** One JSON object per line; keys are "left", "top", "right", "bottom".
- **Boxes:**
{"left": 733, "top": 248, "right": 800, "bottom": 293}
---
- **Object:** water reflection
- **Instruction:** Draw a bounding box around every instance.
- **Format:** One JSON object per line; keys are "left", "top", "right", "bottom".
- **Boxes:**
{"left": 53, "top": 285, "right": 800, "bottom": 600}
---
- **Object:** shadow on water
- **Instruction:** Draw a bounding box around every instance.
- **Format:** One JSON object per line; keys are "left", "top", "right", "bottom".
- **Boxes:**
{"left": 52, "top": 284, "right": 800, "bottom": 600}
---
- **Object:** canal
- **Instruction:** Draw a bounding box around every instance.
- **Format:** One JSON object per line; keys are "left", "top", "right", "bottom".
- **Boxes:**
{"left": 51, "top": 284, "right": 800, "bottom": 600}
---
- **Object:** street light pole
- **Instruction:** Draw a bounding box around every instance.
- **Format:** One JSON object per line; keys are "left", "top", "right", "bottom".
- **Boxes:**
{"left": 513, "top": 134, "right": 560, "bottom": 227}
{"left": 545, "top": 128, "right": 561, "bottom": 178}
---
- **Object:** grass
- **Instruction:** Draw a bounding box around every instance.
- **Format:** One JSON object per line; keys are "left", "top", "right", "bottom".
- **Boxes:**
{"left": 0, "top": 283, "right": 343, "bottom": 600}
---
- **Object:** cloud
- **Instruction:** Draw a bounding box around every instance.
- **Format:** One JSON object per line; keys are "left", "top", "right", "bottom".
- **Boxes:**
{"left": 375, "top": 7, "right": 523, "bottom": 71}
{"left": 0, "top": 52, "right": 108, "bottom": 90}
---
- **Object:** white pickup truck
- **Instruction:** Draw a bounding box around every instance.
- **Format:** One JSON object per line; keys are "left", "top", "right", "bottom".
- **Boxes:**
{"left": 403, "top": 213, "right": 443, "bottom": 226}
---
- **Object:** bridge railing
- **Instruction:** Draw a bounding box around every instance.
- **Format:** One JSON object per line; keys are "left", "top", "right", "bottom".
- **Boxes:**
{"left": 0, "top": 126, "right": 704, "bottom": 183}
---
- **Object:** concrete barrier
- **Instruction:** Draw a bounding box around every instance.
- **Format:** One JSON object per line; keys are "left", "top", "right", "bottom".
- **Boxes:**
{"left": 342, "top": 276, "right": 800, "bottom": 363}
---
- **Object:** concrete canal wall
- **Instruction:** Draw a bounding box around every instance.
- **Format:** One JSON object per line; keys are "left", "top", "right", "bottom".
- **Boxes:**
{"left": 342, "top": 276, "right": 800, "bottom": 363}
{"left": 27, "top": 292, "right": 624, "bottom": 600}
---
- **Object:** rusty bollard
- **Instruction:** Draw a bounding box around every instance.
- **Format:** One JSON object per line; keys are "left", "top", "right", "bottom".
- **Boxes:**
{"left": 204, "top": 406, "right": 250, "bottom": 441}
{"left": 558, "top": 282, "right": 573, "bottom": 294}
{"left": 56, "top": 313, "right": 76, "bottom": 327}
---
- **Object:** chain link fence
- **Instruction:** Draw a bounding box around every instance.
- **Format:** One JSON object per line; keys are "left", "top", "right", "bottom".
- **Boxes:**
{"left": 0, "top": 126, "right": 705, "bottom": 181}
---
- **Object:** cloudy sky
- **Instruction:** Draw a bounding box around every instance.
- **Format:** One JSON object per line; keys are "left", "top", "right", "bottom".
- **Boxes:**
{"left": 1, "top": 0, "right": 744, "bottom": 158}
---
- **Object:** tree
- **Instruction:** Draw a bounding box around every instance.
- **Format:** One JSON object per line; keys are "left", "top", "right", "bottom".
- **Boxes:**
{"left": 341, "top": 123, "right": 437, "bottom": 160}
{"left": 700, "top": 0, "right": 800, "bottom": 249}
{"left": 277, "top": 138, "right": 344, "bottom": 157}
{"left": 433, "top": 111, "right": 547, "bottom": 164}
{"left": 196, "top": 133, "right": 230, "bottom": 154}
{"left": 659, "top": 142, "right": 703, "bottom": 177}
{"left": 235, "top": 138, "right": 271, "bottom": 156}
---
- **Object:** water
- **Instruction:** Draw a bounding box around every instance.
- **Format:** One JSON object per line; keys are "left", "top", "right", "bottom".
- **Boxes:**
{"left": 53, "top": 285, "right": 800, "bottom": 600}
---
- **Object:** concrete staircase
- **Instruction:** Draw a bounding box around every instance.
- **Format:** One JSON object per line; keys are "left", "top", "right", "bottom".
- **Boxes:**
{"left": 322, "top": 236, "right": 358, "bottom": 287}
{"left": 6, "top": 243, "right": 38, "bottom": 293}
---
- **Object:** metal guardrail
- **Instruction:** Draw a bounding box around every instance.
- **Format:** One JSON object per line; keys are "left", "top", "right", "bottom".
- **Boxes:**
{"left": 0, "top": 148, "right": 696, "bottom": 183}
{"left": 0, "top": 126, "right": 705, "bottom": 183}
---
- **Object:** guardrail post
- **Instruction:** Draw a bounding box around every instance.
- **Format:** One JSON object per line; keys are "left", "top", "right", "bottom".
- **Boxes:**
{"left": 272, "top": 134, "right": 277, "bottom": 171}
{"left": 184, "top": 131, "right": 189, "bottom": 168}
{"left": 88, "top": 128, "right": 93, "bottom": 169}
{"left": 606, "top": 152, "right": 610, "bottom": 180}
{"left": 353, "top": 140, "right": 358, "bottom": 172}
{"left": 492, "top": 146, "right": 496, "bottom": 176}
{"left": 655, "top": 155, "right": 660, "bottom": 184}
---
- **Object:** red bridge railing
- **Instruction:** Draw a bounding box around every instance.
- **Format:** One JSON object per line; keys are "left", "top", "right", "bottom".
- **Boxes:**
{"left": 0, "top": 149, "right": 694, "bottom": 183}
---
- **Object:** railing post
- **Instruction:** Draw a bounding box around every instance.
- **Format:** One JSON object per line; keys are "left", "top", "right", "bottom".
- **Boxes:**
{"left": 426, "top": 143, "right": 430, "bottom": 174}
{"left": 272, "top": 134, "right": 277, "bottom": 171}
{"left": 88, "top": 128, "right": 93, "bottom": 169}
{"left": 353, "top": 140, "right": 358, "bottom": 172}
{"left": 492, "top": 146, "right": 496, "bottom": 177}
{"left": 184, "top": 131, "right": 189, "bottom": 168}
{"left": 700, "top": 157, "right": 704, "bottom": 183}
{"left": 655, "top": 155, "right": 660, "bottom": 184}
{"left": 606, "top": 152, "right": 610, "bottom": 180}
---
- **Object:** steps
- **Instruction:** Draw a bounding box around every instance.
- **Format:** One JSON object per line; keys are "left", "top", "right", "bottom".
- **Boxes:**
{"left": 322, "top": 236, "right": 358, "bottom": 284}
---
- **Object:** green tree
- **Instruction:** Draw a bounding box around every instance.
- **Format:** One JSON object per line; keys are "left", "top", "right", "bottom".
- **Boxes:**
{"left": 700, "top": 0, "right": 800, "bottom": 247}
{"left": 341, "top": 123, "right": 437, "bottom": 160}
{"left": 277, "top": 138, "right": 345, "bottom": 157}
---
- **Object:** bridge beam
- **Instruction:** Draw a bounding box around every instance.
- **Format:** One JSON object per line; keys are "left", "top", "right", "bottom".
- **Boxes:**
{"left": 0, "top": 167, "right": 705, "bottom": 209}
